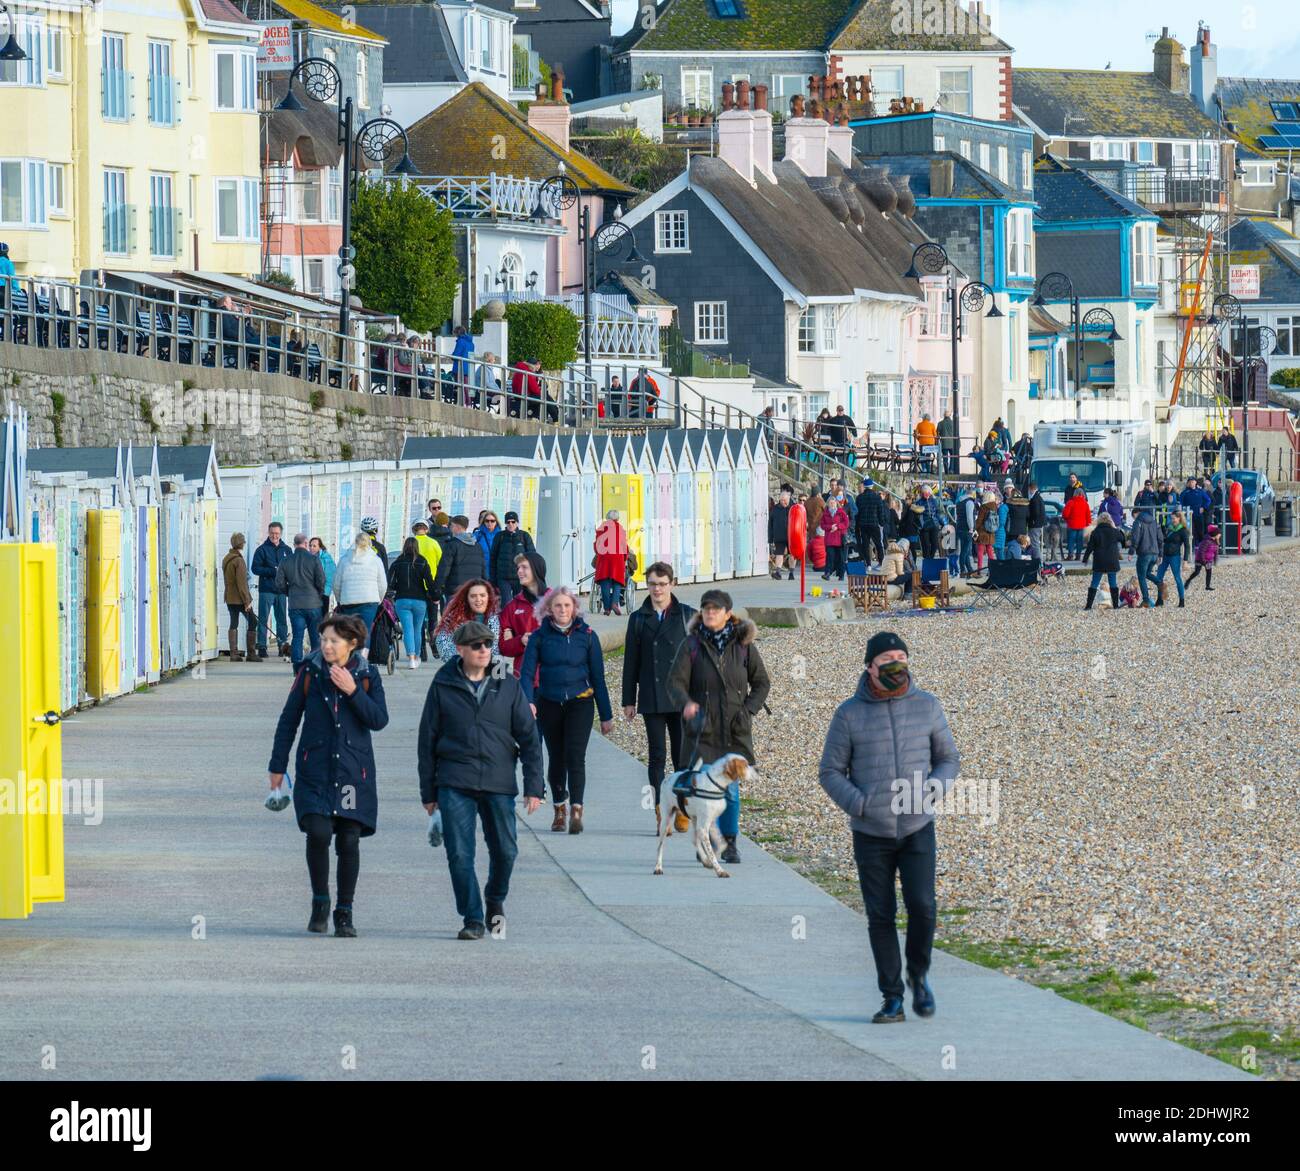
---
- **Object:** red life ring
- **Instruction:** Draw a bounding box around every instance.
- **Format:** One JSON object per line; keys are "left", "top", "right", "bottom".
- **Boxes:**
{"left": 788, "top": 503, "right": 807, "bottom": 560}
{"left": 1229, "top": 479, "right": 1243, "bottom": 524}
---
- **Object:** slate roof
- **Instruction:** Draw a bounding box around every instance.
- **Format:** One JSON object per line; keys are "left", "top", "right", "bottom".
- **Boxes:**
{"left": 830, "top": 0, "right": 1012, "bottom": 52}
{"left": 275, "top": 0, "right": 385, "bottom": 42}
{"left": 400, "top": 435, "right": 542, "bottom": 462}
{"left": 1227, "top": 219, "right": 1300, "bottom": 305}
{"left": 26, "top": 447, "right": 125, "bottom": 478}
{"left": 154, "top": 445, "right": 216, "bottom": 484}
{"left": 1033, "top": 157, "right": 1154, "bottom": 223}
{"left": 688, "top": 153, "right": 927, "bottom": 300}
{"left": 613, "top": 0, "right": 846, "bottom": 54}
{"left": 401, "top": 83, "right": 634, "bottom": 195}
{"left": 857, "top": 151, "right": 1025, "bottom": 202}
{"left": 325, "top": 4, "right": 464, "bottom": 84}
{"left": 1014, "top": 69, "right": 1221, "bottom": 140}
{"left": 1214, "top": 76, "right": 1300, "bottom": 153}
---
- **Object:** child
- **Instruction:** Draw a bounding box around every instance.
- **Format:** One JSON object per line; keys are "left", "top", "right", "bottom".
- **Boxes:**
{"left": 940, "top": 522, "right": 959, "bottom": 578}
{"left": 1184, "top": 523, "right": 1219, "bottom": 591}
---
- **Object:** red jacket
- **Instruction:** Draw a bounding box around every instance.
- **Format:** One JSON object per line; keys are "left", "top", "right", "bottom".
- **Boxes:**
{"left": 499, "top": 590, "right": 540, "bottom": 679}
{"left": 820, "top": 505, "right": 849, "bottom": 547}
{"left": 593, "top": 519, "right": 628, "bottom": 584}
{"left": 808, "top": 533, "right": 826, "bottom": 569}
{"left": 1062, "top": 495, "right": 1092, "bottom": 531}
{"left": 511, "top": 364, "right": 541, "bottom": 399}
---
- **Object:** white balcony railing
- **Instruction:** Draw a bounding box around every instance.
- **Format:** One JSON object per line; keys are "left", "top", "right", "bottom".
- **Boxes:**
{"left": 396, "top": 173, "right": 544, "bottom": 221}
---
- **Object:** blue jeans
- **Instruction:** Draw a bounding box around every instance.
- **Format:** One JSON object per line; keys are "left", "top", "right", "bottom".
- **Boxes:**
{"left": 598, "top": 579, "right": 623, "bottom": 612}
{"left": 1066, "top": 529, "right": 1084, "bottom": 557}
{"left": 257, "top": 591, "right": 288, "bottom": 652}
{"left": 438, "top": 786, "right": 518, "bottom": 928}
{"left": 958, "top": 533, "right": 974, "bottom": 576}
{"left": 288, "top": 607, "right": 322, "bottom": 665}
{"left": 718, "top": 781, "right": 740, "bottom": 838}
{"left": 393, "top": 598, "right": 427, "bottom": 657}
{"left": 1135, "top": 554, "right": 1157, "bottom": 605}
{"left": 336, "top": 602, "right": 379, "bottom": 648}
{"left": 1153, "top": 556, "right": 1185, "bottom": 602}
{"left": 1088, "top": 571, "right": 1118, "bottom": 591}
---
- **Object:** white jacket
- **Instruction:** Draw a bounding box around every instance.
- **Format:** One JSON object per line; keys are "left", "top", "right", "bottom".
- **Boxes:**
{"left": 332, "top": 547, "right": 389, "bottom": 605}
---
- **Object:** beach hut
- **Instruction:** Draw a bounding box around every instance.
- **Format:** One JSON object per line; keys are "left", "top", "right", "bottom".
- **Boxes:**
{"left": 666, "top": 430, "right": 696, "bottom": 583}
{"left": 706, "top": 431, "right": 736, "bottom": 579}
{"left": 537, "top": 436, "right": 584, "bottom": 590}
{"left": 686, "top": 431, "right": 715, "bottom": 581}
{"left": 644, "top": 429, "right": 675, "bottom": 572}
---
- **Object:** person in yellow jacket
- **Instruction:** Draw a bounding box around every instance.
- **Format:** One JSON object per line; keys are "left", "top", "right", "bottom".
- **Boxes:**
{"left": 411, "top": 518, "right": 442, "bottom": 579}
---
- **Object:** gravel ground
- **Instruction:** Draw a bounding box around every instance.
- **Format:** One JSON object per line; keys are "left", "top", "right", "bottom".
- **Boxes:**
{"left": 605, "top": 549, "right": 1300, "bottom": 1034}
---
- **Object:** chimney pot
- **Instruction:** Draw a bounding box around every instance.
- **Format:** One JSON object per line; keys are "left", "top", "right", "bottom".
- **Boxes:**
{"left": 722, "top": 81, "right": 735, "bottom": 111}
{"left": 736, "top": 78, "right": 751, "bottom": 110}
{"left": 551, "top": 69, "right": 566, "bottom": 104}
{"left": 791, "top": 94, "right": 805, "bottom": 118}
{"left": 753, "top": 83, "right": 768, "bottom": 112}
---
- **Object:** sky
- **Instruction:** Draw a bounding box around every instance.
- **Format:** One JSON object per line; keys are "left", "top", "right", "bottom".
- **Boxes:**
{"left": 610, "top": 1, "right": 1300, "bottom": 77}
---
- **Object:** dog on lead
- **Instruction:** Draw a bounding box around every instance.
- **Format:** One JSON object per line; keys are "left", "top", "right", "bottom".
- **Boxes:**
{"left": 654, "top": 753, "right": 753, "bottom": 879}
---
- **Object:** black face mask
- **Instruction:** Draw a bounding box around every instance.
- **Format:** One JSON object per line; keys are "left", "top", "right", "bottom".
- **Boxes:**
{"left": 876, "top": 661, "right": 910, "bottom": 690}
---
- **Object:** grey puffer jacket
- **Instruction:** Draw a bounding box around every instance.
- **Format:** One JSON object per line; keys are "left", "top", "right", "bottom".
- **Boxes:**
{"left": 1129, "top": 511, "right": 1163, "bottom": 557}
{"left": 818, "top": 672, "right": 960, "bottom": 840}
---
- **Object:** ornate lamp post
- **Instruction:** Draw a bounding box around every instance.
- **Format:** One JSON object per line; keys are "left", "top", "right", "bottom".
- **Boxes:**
{"left": 1033, "top": 271, "right": 1122, "bottom": 421}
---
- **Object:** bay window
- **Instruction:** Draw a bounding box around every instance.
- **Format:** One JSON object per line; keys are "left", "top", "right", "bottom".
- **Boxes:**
{"left": 215, "top": 176, "right": 259, "bottom": 242}
{"left": 866, "top": 379, "right": 903, "bottom": 434}
{"left": 1006, "top": 208, "right": 1034, "bottom": 278}
{"left": 0, "top": 159, "right": 48, "bottom": 228}
{"left": 1131, "top": 222, "right": 1157, "bottom": 287}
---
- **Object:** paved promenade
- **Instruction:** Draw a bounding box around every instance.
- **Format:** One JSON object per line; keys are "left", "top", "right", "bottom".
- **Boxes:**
{"left": 0, "top": 657, "right": 1251, "bottom": 1080}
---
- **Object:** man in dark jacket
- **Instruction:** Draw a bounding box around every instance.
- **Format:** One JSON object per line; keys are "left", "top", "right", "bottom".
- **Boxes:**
{"left": 432, "top": 515, "right": 483, "bottom": 600}
{"left": 1129, "top": 507, "right": 1163, "bottom": 607}
{"left": 824, "top": 407, "right": 857, "bottom": 459}
{"left": 418, "top": 621, "right": 543, "bottom": 940}
{"left": 667, "top": 590, "right": 770, "bottom": 865}
{"left": 818, "top": 630, "right": 959, "bottom": 1024}
{"left": 489, "top": 511, "right": 536, "bottom": 606}
{"left": 622, "top": 562, "right": 697, "bottom": 835}
{"left": 250, "top": 522, "right": 293, "bottom": 659}
{"left": 768, "top": 484, "right": 794, "bottom": 580}
{"left": 1180, "top": 477, "right": 1212, "bottom": 542}
{"left": 1026, "top": 481, "right": 1047, "bottom": 555}
{"left": 1005, "top": 487, "right": 1030, "bottom": 544}
{"left": 275, "top": 532, "right": 328, "bottom": 667}
{"left": 936, "top": 410, "right": 958, "bottom": 475}
{"left": 953, "top": 486, "right": 977, "bottom": 576}
{"left": 856, "top": 480, "right": 888, "bottom": 565}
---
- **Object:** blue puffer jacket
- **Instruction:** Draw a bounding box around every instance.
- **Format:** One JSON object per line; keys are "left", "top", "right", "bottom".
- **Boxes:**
{"left": 818, "top": 672, "right": 960, "bottom": 840}
{"left": 251, "top": 538, "right": 294, "bottom": 595}
{"left": 518, "top": 615, "right": 613, "bottom": 721}
{"left": 267, "top": 650, "right": 390, "bottom": 836}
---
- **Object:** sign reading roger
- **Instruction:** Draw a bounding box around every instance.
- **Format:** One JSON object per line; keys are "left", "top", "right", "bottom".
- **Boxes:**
{"left": 1229, "top": 265, "right": 1261, "bottom": 300}
{"left": 257, "top": 23, "right": 293, "bottom": 72}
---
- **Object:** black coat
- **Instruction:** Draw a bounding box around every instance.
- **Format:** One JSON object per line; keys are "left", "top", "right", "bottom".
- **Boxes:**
{"left": 1163, "top": 524, "right": 1192, "bottom": 559}
{"left": 432, "top": 532, "right": 483, "bottom": 598}
{"left": 856, "top": 489, "right": 888, "bottom": 529}
{"left": 1006, "top": 496, "right": 1030, "bottom": 539}
{"left": 621, "top": 597, "right": 697, "bottom": 713}
{"left": 268, "top": 651, "right": 390, "bottom": 836}
{"left": 416, "top": 658, "right": 543, "bottom": 805}
{"left": 489, "top": 526, "right": 536, "bottom": 587}
{"left": 667, "top": 616, "right": 771, "bottom": 766}
{"left": 388, "top": 553, "right": 436, "bottom": 604}
{"left": 1083, "top": 523, "right": 1125, "bottom": 573}
{"left": 1027, "top": 491, "right": 1047, "bottom": 529}
{"left": 768, "top": 500, "right": 792, "bottom": 544}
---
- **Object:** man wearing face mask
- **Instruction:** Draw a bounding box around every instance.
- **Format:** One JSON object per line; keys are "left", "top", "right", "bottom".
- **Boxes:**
{"left": 817, "top": 632, "right": 960, "bottom": 1024}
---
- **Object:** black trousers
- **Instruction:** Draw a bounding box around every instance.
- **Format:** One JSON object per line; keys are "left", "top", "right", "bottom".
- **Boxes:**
{"left": 642, "top": 711, "right": 684, "bottom": 803}
{"left": 857, "top": 524, "right": 884, "bottom": 564}
{"left": 852, "top": 821, "right": 937, "bottom": 1000}
{"left": 823, "top": 545, "right": 845, "bottom": 579}
{"left": 919, "top": 527, "right": 940, "bottom": 559}
{"left": 536, "top": 695, "right": 595, "bottom": 806}
{"left": 301, "top": 813, "right": 363, "bottom": 906}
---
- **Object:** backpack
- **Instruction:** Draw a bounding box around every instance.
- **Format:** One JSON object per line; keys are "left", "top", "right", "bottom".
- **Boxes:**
{"left": 982, "top": 509, "right": 998, "bottom": 534}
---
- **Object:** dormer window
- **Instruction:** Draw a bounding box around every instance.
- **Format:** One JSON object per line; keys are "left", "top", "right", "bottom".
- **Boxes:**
{"left": 710, "top": 0, "right": 745, "bottom": 17}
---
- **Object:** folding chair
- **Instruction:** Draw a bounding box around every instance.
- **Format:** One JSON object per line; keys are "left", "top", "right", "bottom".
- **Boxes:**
{"left": 912, "top": 557, "right": 951, "bottom": 607}
{"left": 970, "top": 559, "right": 1042, "bottom": 608}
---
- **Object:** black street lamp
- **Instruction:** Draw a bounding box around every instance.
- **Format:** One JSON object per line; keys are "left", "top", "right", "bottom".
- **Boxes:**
{"left": 0, "top": 3, "right": 26, "bottom": 61}
{"left": 903, "top": 242, "right": 1001, "bottom": 469}
{"left": 276, "top": 56, "right": 417, "bottom": 349}
{"left": 1033, "top": 271, "right": 1122, "bottom": 420}
{"left": 536, "top": 175, "right": 643, "bottom": 386}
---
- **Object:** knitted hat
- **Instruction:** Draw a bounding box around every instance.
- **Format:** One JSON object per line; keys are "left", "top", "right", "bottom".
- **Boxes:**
{"left": 504, "top": 510, "right": 520, "bottom": 523}
{"left": 865, "top": 631, "right": 908, "bottom": 666}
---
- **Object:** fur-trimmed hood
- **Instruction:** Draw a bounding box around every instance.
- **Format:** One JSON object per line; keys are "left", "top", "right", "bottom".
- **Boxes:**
{"left": 686, "top": 613, "right": 758, "bottom": 647}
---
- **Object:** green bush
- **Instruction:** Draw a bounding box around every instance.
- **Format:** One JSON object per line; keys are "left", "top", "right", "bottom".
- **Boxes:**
{"left": 1270, "top": 367, "right": 1300, "bottom": 389}
{"left": 470, "top": 300, "right": 579, "bottom": 370}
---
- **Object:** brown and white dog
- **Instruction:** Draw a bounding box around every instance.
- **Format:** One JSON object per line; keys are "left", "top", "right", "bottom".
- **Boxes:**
{"left": 653, "top": 753, "right": 753, "bottom": 879}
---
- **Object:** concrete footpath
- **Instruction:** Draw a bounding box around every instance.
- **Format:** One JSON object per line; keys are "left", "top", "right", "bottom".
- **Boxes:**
{"left": 0, "top": 659, "right": 1249, "bottom": 1081}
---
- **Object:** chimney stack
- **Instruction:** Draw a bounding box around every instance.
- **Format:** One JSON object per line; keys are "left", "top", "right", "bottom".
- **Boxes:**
{"left": 1190, "top": 24, "right": 1218, "bottom": 116}
{"left": 717, "top": 78, "right": 756, "bottom": 185}
{"left": 752, "top": 83, "right": 775, "bottom": 182}
{"left": 785, "top": 94, "right": 830, "bottom": 178}
{"left": 528, "top": 65, "right": 571, "bottom": 152}
{"left": 1153, "top": 27, "right": 1189, "bottom": 95}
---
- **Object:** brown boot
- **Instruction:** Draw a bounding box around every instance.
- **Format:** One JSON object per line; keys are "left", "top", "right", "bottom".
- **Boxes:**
{"left": 228, "top": 630, "right": 244, "bottom": 662}
{"left": 245, "top": 625, "right": 259, "bottom": 662}
{"left": 674, "top": 808, "right": 691, "bottom": 834}
{"left": 550, "top": 803, "right": 567, "bottom": 832}
{"left": 568, "top": 805, "right": 584, "bottom": 834}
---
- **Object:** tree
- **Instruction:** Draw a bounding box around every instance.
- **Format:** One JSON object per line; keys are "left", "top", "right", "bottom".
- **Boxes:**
{"left": 349, "top": 181, "right": 460, "bottom": 333}
{"left": 472, "top": 300, "right": 579, "bottom": 371}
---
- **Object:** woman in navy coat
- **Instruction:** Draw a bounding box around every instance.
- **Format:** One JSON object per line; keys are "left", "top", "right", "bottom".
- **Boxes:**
{"left": 268, "top": 612, "right": 389, "bottom": 937}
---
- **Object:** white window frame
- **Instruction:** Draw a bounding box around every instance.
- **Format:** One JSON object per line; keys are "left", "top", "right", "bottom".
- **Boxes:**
{"left": 1274, "top": 315, "right": 1300, "bottom": 357}
{"left": 0, "top": 15, "right": 44, "bottom": 87}
{"left": 327, "top": 165, "right": 342, "bottom": 223}
{"left": 214, "top": 176, "right": 259, "bottom": 242}
{"left": 213, "top": 46, "right": 256, "bottom": 113}
{"left": 978, "top": 142, "right": 991, "bottom": 174}
{"left": 100, "top": 32, "right": 128, "bottom": 121}
{"left": 304, "top": 258, "right": 325, "bottom": 296}
{"left": 356, "top": 50, "right": 369, "bottom": 108}
{"left": 1021, "top": 150, "right": 1032, "bottom": 190}
{"left": 102, "top": 166, "right": 128, "bottom": 254}
{"left": 959, "top": 139, "right": 972, "bottom": 160}
{"left": 694, "top": 300, "right": 728, "bottom": 345}
{"left": 866, "top": 379, "right": 903, "bottom": 434}
{"left": 1241, "top": 161, "right": 1275, "bottom": 188}
{"left": 920, "top": 283, "right": 951, "bottom": 339}
{"left": 149, "top": 172, "right": 176, "bottom": 258}
{"left": 321, "top": 46, "right": 338, "bottom": 104}
{"left": 299, "top": 168, "right": 323, "bottom": 223}
{"left": 681, "top": 67, "right": 714, "bottom": 110}
{"left": 654, "top": 209, "right": 688, "bottom": 253}
{"left": 0, "top": 158, "right": 48, "bottom": 229}
{"left": 148, "top": 39, "right": 177, "bottom": 127}
{"left": 772, "top": 74, "right": 806, "bottom": 101}
{"left": 997, "top": 145, "right": 1009, "bottom": 184}
{"left": 797, "top": 305, "right": 838, "bottom": 354}
{"left": 1006, "top": 208, "right": 1034, "bottom": 278}
{"left": 47, "top": 162, "right": 68, "bottom": 217}
{"left": 937, "top": 68, "right": 972, "bottom": 116}
{"left": 870, "top": 66, "right": 903, "bottom": 110}
{"left": 47, "top": 24, "right": 65, "bottom": 80}
{"left": 934, "top": 135, "right": 946, "bottom": 153}
{"left": 797, "top": 307, "right": 816, "bottom": 353}
{"left": 1131, "top": 221, "right": 1157, "bottom": 287}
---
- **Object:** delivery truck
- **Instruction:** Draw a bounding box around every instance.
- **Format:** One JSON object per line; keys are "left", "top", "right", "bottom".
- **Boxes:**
{"left": 1031, "top": 420, "right": 1151, "bottom": 511}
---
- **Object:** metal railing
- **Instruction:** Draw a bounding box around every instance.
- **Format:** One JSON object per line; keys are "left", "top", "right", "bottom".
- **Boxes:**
{"left": 398, "top": 173, "right": 544, "bottom": 221}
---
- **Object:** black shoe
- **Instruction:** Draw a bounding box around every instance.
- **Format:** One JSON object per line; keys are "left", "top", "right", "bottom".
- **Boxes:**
{"left": 1205, "top": 585, "right": 1214, "bottom": 591}
{"left": 787, "top": 571, "right": 795, "bottom": 581}
{"left": 332, "top": 908, "right": 357, "bottom": 938}
{"left": 1178, "top": 598, "right": 1185, "bottom": 607}
{"left": 720, "top": 835, "right": 740, "bottom": 864}
{"left": 307, "top": 897, "right": 330, "bottom": 934}
{"left": 257, "top": 648, "right": 268, "bottom": 660}
{"left": 907, "top": 972, "right": 936, "bottom": 1017}
{"left": 457, "top": 921, "right": 486, "bottom": 940}
{"left": 486, "top": 903, "right": 506, "bottom": 934}
{"left": 872, "top": 996, "right": 906, "bottom": 1024}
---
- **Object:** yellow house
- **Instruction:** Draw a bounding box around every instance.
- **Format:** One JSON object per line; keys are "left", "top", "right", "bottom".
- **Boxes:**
{"left": 1, "top": 0, "right": 261, "bottom": 282}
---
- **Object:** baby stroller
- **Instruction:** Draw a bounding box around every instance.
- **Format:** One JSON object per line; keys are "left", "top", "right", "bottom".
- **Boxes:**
{"left": 370, "top": 596, "right": 402, "bottom": 675}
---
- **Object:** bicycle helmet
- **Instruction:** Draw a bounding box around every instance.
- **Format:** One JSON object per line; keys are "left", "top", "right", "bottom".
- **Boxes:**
{"left": 360, "top": 516, "right": 379, "bottom": 534}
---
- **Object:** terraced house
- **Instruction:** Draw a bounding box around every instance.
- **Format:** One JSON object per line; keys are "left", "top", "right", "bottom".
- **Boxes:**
{"left": 1, "top": 0, "right": 263, "bottom": 282}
